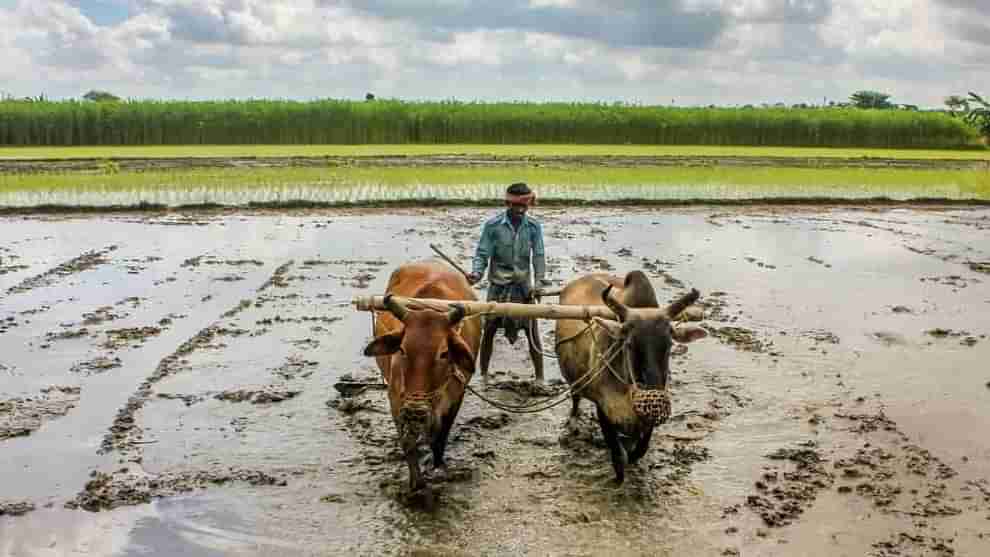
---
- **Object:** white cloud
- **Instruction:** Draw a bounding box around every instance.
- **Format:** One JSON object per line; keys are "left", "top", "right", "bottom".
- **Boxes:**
{"left": 0, "top": 0, "right": 986, "bottom": 107}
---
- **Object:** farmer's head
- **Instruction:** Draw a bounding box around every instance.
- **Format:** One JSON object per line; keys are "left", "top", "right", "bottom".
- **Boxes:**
{"left": 505, "top": 182, "right": 535, "bottom": 218}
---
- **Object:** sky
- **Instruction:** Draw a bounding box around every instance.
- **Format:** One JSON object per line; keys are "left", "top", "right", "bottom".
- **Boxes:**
{"left": 0, "top": 0, "right": 986, "bottom": 107}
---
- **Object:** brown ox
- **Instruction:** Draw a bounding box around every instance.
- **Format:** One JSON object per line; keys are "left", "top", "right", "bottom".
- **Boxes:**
{"left": 556, "top": 271, "right": 707, "bottom": 484}
{"left": 362, "top": 260, "right": 481, "bottom": 491}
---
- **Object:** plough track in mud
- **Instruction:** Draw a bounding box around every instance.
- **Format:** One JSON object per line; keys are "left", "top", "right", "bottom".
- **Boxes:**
{"left": 3, "top": 245, "right": 118, "bottom": 297}
{"left": 100, "top": 260, "right": 296, "bottom": 457}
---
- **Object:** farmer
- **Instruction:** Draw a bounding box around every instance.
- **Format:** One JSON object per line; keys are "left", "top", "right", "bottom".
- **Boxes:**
{"left": 467, "top": 182, "right": 551, "bottom": 383}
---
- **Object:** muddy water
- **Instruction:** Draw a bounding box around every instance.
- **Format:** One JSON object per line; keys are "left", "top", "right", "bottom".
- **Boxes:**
{"left": 1, "top": 206, "right": 989, "bottom": 556}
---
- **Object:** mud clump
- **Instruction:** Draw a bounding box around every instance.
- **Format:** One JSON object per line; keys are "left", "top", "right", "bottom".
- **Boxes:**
{"left": 101, "top": 326, "right": 163, "bottom": 350}
{"left": 489, "top": 379, "right": 562, "bottom": 398}
{"left": 350, "top": 272, "right": 376, "bottom": 289}
{"left": 641, "top": 257, "right": 686, "bottom": 288}
{"left": 0, "top": 500, "right": 35, "bottom": 516}
{"left": 801, "top": 329, "right": 840, "bottom": 344}
{"left": 746, "top": 443, "right": 834, "bottom": 527}
{"left": 465, "top": 412, "right": 512, "bottom": 430}
{"left": 70, "top": 356, "right": 122, "bottom": 376}
{"left": 258, "top": 260, "right": 294, "bottom": 291}
{"left": 573, "top": 255, "right": 613, "bottom": 272}
{"left": 329, "top": 397, "right": 380, "bottom": 414}
{"left": 967, "top": 261, "right": 990, "bottom": 274}
{"left": 156, "top": 392, "right": 206, "bottom": 407}
{"left": 807, "top": 256, "right": 832, "bottom": 268}
{"left": 332, "top": 376, "right": 386, "bottom": 398}
{"left": 870, "top": 533, "right": 956, "bottom": 557}
{"left": 925, "top": 328, "right": 968, "bottom": 339}
{"left": 6, "top": 245, "right": 117, "bottom": 295}
{"left": 215, "top": 388, "right": 301, "bottom": 404}
{"left": 1, "top": 386, "right": 82, "bottom": 440}
{"left": 82, "top": 306, "right": 126, "bottom": 325}
{"left": 835, "top": 411, "right": 901, "bottom": 435}
{"left": 0, "top": 263, "right": 30, "bottom": 276}
{"left": 66, "top": 468, "right": 288, "bottom": 512}
{"left": 43, "top": 327, "right": 91, "bottom": 345}
{"left": 705, "top": 325, "right": 768, "bottom": 353}
{"left": 272, "top": 355, "right": 319, "bottom": 380}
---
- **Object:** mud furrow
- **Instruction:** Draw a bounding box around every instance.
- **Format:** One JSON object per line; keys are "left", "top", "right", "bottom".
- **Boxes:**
{"left": 3, "top": 245, "right": 118, "bottom": 297}
{"left": 99, "top": 260, "right": 294, "bottom": 457}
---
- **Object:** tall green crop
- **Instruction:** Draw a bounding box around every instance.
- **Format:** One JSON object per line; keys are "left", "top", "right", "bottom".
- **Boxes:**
{"left": 0, "top": 99, "right": 981, "bottom": 148}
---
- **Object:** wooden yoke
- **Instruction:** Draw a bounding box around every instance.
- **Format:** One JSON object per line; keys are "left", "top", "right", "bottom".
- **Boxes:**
{"left": 352, "top": 295, "right": 618, "bottom": 321}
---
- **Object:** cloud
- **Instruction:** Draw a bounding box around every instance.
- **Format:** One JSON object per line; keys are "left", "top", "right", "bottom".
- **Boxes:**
{"left": 0, "top": 0, "right": 987, "bottom": 107}
{"left": 348, "top": 0, "right": 729, "bottom": 49}
{"left": 932, "top": 0, "right": 990, "bottom": 48}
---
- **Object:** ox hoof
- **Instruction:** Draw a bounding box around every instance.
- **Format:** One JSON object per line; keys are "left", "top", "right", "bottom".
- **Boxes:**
{"left": 432, "top": 464, "right": 449, "bottom": 481}
{"left": 565, "top": 416, "right": 582, "bottom": 436}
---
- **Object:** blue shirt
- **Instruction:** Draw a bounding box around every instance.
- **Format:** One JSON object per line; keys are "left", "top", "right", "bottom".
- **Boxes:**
{"left": 472, "top": 211, "right": 546, "bottom": 286}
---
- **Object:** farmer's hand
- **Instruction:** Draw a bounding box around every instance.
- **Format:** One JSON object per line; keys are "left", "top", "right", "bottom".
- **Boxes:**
{"left": 467, "top": 272, "right": 482, "bottom": 285}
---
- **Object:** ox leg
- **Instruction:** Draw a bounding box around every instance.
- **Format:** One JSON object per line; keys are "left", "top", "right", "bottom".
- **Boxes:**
{"left": 401, "top": 434, "right": 424, "bottom": 492}
{"left": 565, "top": 395, "right": 582, "bottom": 433}
{"left": 596, "top": 406, "right": 627, "bottom": 485}
{"left": 627, "top": 424, "right": 655, "bottom": 465}
{"left": 524, "top": 318, "right": 545, "bottom": 383}
{"left": 431, "top": 399, "right": 461, "bottom": 473}
{"left": 479, "top": 320, "right": 499, "bottom": 383}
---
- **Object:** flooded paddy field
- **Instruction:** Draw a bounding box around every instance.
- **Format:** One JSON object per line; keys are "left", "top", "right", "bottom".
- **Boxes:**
{"left": 1, "top": 165, "right": 989, "bottom": 209}
{"left": 2, "top": 205, "right": 990, "bottom": 556}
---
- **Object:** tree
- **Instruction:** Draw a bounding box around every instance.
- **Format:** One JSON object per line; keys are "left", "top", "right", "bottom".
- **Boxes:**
{"left": 365, "top": 92, "right": 375, "bottom": 101}
{"left": 849, "top": 90, "right": 894, "bottom": 109}
{"left": 944, "top": 95, "right": 969, "bottom": 115}
{"left": 964, "top": 92, "right": 990, "bottom": 138}
{"left": 83, "top": 90, "right": 121, "bottom": 102}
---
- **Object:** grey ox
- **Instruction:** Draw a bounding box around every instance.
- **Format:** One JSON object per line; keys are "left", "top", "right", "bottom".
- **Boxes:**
{"left": 555, "top": 270, "right": 708, "bottom": 484}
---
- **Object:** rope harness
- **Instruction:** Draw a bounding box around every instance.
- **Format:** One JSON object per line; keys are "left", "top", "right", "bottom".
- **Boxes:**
{"left": 368, "top": 306, "right": 670, "bottom": 424}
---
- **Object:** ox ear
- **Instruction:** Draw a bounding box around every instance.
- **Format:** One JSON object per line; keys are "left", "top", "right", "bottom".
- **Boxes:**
{"left": 363, "top": 330, "right": 404, "bottom": 357}
{"left": 447, "top": 333, "right": 476, "bottom": 376}
{"left": 672, "top": 325, "right": 707, "bottom": 344}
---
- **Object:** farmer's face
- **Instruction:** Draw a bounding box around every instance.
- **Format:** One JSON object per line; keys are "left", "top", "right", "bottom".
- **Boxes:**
{"left": 507, "top": 202, "right": 528, "bottom": 218}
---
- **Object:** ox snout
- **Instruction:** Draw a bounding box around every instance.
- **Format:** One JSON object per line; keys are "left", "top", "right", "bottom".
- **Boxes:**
{"left": 629, "top": 385, "right": 672, "bottom": 426}
{"left": 397, "top": 394, "right": 435, "bottom": 442}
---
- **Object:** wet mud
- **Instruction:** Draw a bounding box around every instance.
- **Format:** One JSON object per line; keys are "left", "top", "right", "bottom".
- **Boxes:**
{"left": 1, "top": 205, "right": 990, "bottom": 556}
{"left": 0, "top": 386, "right": 81, "bottom": 440}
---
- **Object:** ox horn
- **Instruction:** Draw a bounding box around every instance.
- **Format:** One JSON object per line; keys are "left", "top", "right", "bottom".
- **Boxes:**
{"left": 447, "top": 303, "right": 466, "bottom": 326}
{"left": 665, "top": 288, "right": 700, "bottom": 319}
{"left": 601, "top": 284, "right": 629, "bottom": 322}
{"left": 384, "top": 294, "right": 410, "bottom": 322}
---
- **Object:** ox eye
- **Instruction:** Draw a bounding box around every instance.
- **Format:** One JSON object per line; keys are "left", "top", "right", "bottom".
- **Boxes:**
{"left": 439, "top": 351, "right": 449, "bottom": 359}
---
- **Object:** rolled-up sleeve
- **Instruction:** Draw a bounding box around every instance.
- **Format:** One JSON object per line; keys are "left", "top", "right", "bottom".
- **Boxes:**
{"left": 532, "top": 222, "right": 546, "bottom": 281}
{"left": 473, "top": 222, "right": 493, "bottom": 276}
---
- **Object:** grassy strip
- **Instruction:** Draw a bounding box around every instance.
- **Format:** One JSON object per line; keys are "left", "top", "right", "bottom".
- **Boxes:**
{"left": 0, "top": 99, "right": 980, "bottom": 149}
{"left": 0, "top": 144, "right": 988, "bottom": 161}
{"left": 1, "top": 166, "right": 987, "bottom": 203}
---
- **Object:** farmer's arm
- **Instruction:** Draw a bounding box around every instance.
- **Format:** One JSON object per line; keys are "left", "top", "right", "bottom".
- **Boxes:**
{"left": 532, "top": 222, "right": 547, "bottom": 284}
{"left": 472, "top": 222, "right": 494, "bottom": 278}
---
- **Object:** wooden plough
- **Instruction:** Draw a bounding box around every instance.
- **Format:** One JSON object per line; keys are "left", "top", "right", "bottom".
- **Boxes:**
{"left": 351, "top": 295, "right": 704, "bottom": 322}
{"left": 351, "top": 295, "right": 617, "bottom": 321}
